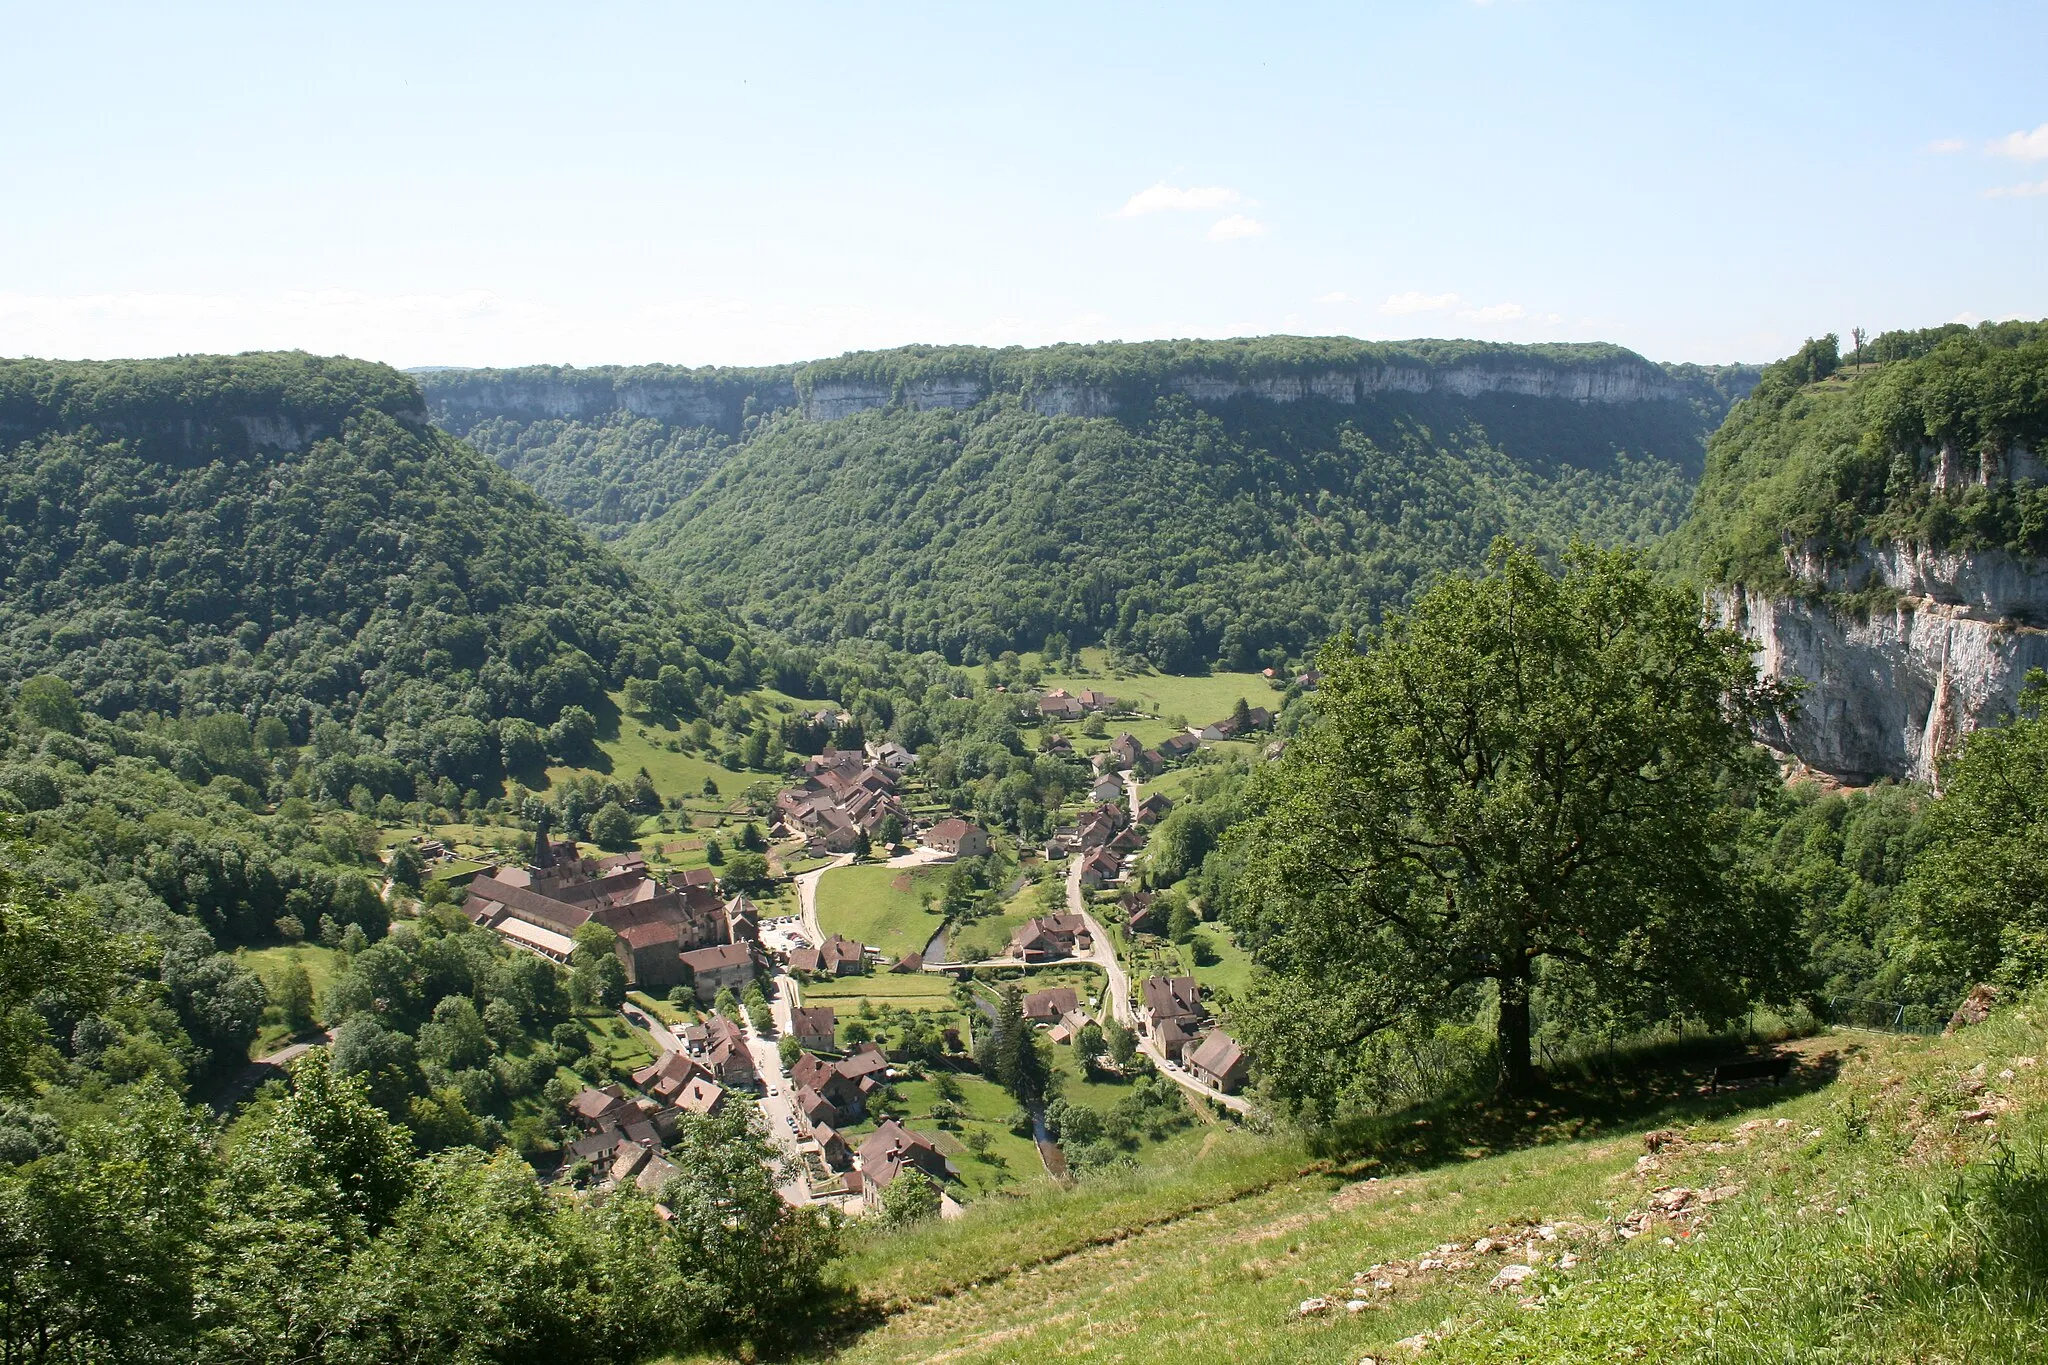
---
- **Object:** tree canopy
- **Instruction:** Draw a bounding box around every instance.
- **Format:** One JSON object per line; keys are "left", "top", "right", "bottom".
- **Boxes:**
{"left": 1228, "top": 542, "right": 1799, "bottom": 1101}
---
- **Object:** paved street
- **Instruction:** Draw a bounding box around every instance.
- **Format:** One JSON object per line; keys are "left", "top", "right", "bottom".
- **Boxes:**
{"left": 1065, "top": 770, "right": 1251, "bottom": 1116}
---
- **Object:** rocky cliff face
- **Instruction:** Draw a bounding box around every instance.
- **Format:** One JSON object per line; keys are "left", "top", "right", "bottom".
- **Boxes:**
{"left": 421, "top": 348, "right": 1709, "bottom": 433}
{"left": 1714, "top": 543, "right": 2048, "bottom": 783}
{"left": 425, "top": 372, "right": 799, "bottom": 436}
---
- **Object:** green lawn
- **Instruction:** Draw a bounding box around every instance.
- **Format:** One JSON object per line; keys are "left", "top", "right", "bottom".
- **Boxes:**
{"left": 541, "top": 691, "right": 784, "bottom": 812}
{"left": 573, "top": 1012, "right": 658, "bottom": 1073}
{"left": 813, "top": 863, "right": 949, "bottom": 960}
{"left": 1037, "top": 660, "right": 1279, "bottom": 728}
{"left": 627, "top": 991, "right": 692, "bottom": 1028}
{"left": 800, "top": 972, "right": 958, "bottom": 1012}
{"left": 869, "top": 1071, "right": 1049, "bottom": 1201}
{"left": 234, "top": 944, "right": 346, "bottom": 1056}
{"left": 1182, "top": 922, "right": 1256, "bottom": 1004}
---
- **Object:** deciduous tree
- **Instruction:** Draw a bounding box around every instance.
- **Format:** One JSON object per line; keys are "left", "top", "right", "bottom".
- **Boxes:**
{"left": 1230, "top": 542, "right": 1795, "bottom": 1099}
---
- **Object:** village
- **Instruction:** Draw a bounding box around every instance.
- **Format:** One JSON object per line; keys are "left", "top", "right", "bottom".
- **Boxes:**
{"left": 451, "top": 681, "right": 1276, "bottom": 1216}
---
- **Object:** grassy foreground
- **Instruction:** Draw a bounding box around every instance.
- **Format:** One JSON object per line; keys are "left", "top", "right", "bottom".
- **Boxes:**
{"left": 663, "top": 992, "right": 2048, "bottom": 1363}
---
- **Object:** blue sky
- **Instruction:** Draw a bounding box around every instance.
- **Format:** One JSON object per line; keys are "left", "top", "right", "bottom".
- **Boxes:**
{"left": 2, "top": 1, "right": 2043, "bottom": 368}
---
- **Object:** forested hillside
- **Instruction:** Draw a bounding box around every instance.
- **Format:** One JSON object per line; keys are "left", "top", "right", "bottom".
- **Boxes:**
{"left": 0, "top": 353, "right": 751, "bottom": 802}
{"left": 421, "top": 339, "right": 1757, "bottom": 669}
{"left": 1672, "top": 319, "right": 2048, "bottom": 590}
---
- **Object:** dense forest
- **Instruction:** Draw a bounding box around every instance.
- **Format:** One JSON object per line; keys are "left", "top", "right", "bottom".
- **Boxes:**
{"left": 422, "top": 339, "right": 1757, "bottom": 668}
{"left": 1671, "top": 320, "right": 2048, "bottom": 590}
{"left": 0, "top": 354, "right": 753, "bottom": 806}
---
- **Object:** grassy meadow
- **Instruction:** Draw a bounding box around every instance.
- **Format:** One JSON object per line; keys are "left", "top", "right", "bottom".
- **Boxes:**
{"left": 813, "top": 863, "right": 949, "bottom": 960}
{"left": 663, "top": 995, "right": 2048, "bottom": 1364}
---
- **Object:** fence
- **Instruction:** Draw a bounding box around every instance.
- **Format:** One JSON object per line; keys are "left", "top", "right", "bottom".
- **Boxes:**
{"left": 1822, "top": 995, "right": 1946, "bottom": 1035}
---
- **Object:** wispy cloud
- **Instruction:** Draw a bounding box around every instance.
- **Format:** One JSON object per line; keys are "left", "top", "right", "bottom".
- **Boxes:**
{"left": 1379, "top": 290, "right": 1461, "bottom": 315}
{"left": 1989, "top": 122, "right": 2048, "bottom": 160}
{"left": 1928, "top": 137, "right": 1968, "bottom": 153}
{"left": 1459, "top": 301, "right": 1525, "bottom": 322}
{"left": 1113, "top": 182, "right": 1244, "bottom": 217}
{"left": 1206, "top": 214, "right": 1267, "bottom": 241}
{"left": 1985, "top": 178, "right": 2048, "bottom": 198}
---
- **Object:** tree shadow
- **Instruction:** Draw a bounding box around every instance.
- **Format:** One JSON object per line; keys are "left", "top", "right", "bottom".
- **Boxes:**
{"left": 1310, "top": 1036, "right": 1851, "bottom": 1175}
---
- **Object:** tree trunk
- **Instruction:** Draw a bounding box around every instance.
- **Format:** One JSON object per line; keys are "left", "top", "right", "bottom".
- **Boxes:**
{"left": 1496, "top": 967, "right": 1537, "bottom": 1093}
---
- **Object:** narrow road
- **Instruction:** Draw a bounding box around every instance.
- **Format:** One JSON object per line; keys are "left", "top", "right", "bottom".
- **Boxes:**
{"left": 794, "top": 851, "right": 857, "bottom": 945}
{"left": 1073, "top": 795, "right": 1253, "bottom": 1117}
{"left": 741, "top": 973, "right": 813, "bottom": 1205}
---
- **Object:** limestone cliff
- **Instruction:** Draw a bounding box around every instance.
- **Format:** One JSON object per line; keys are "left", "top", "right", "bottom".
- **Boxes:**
{"left": 1714, "top": 544, "right": 2048, "bottom": 784}
{"left": 417, "top": 339, "right": 1748, "bottom": 436}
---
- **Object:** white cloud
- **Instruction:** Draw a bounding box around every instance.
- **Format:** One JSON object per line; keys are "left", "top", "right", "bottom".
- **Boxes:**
{"left": 1458, "top": 301, "right": 1526, "bottom": 322}
{"left": 1314, "top": 291, "right": 1356, "bottom": 304}
{"left": 1989, "top": 123, "right": 2048, "bottom": 159}
{"left": 1928, "top": 137, "right": 1967, "bottom": 154}
{"left": 1378, "top": 290, "right": 1461, "bottom": 315}
{"left": 1206, "top": 214, "right": 1267, "bottom": 241}
{"left": 1985, "top": 178, "right": 2048, "bottom": 198}
{"left": 1113, "top": 182, "right": 1244, "bottom": 217}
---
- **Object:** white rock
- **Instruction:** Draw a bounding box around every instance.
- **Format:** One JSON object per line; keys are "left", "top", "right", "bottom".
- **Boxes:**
{"left": 1487, "top": 1264, "right": 1535, "bottom": 1291}
{"left": 1297, "top": 1296, "right": 1331, "bottom": 1316}
{"left": 1558, "top": 1252, "right": 1580, "bottom": 1269}
{"left": 1472, "top": 1236, "right": 1496, "bottom": 1254}
{"left": 1347, "top": 1299, "right": 1370, "bottom": 1314}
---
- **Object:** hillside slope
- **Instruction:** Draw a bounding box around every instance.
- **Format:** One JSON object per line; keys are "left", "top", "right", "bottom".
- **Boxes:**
{"left": 0, "top": 353, "right": 743, "bottom": 784}
{"left": 1669, "top": 321, "right": 2048, "bottom": 781}
{"left": 420, "top": 339, "right": 1756, "bottom": 668}
{"left": 688, "top": 1005, "right": 2047, "bottom": 1364}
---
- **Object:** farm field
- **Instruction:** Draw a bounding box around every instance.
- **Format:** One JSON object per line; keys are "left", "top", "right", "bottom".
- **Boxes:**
{"left": 814, "top": 863, "right": 949, "bottom": 960}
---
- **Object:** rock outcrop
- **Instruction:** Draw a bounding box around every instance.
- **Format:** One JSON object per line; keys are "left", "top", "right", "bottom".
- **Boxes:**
{"left": 1714, "top": 542, "right": 2048, "bottom": 783}
{"left": 418, "top": 342, "right": 1737, "bottom": 436}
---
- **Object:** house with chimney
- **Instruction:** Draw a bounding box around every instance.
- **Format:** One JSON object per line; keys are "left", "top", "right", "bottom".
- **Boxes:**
{"left": 1088, "top": 773, "right": 1125, "bottom": 805}
{"left": 790, "top": 1044, "right": 891, "bottom": 1122}
{"left": 1134, "top": 792, "right": 1174, "bottom": 826}
{"left": 1037, "top": 690, "right": 1086, "bottom": 722}
{"left": 925, "top": 818, "right": 991, "bottom": 858}
{"left": 631, "top": 1051, "right": 710, "bottom": 1108}
{"left": 856, "top": 1120, "right": 958, "bottom": 1205}
{"left": 684, "top": 1014, "right": 758, "bottom": 1086}
{"left": 788, "top": 932, "right": 868, "bottom": 977}
{"left": 1140, "top": 974, "right": 1205, "bottom": 1050}
{"left": 1022, "top": 985, "right": 1079, "bottom": 1023}
{"left": 678, "top": 941, "right": 757, "bottom": 1004}
{"left": 1108, "top": 733, "right": 1144, "bottom": 771}
{"left": 1009, "top": 914, "right": 1092, "bottom": 963}
{"left": 1186, "top": 1031, "right": 1250, "bottom": 1094}
{"left": 790, "top": 1004, "right": 838, "bottom": 1052}
{"left": 1077, "top": 846, "right": 1123, "bottom": 890}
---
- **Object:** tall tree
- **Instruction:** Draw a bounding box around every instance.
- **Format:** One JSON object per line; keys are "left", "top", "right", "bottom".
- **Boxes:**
{"left": 1902, "top": 669, "right": 2048, "bottom": 993}
{"left": 1229, "top": 542, "right": 1795, "bottom": 1099}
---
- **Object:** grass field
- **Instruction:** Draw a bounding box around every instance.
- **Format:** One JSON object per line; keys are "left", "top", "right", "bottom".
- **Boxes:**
{"left": 1038, "top": 658, "right": 1279, "bottom": 728}
{"left": 814, "top": 863, "right": 949, "bottom": 960}
{"left": 1183, "top": 922, "right": 1256, "bottom": 1002}
{"left": 800, "top": 973, "right": 958, "bottom": 1012}
{"left": 541, "top": 690, "right": 784, "bottom": 813}
{"left": 235, "top": 944, "right": 347, "bottom": 1055}
{"left": 852, "top": 1070, "right": 1050, "bottom": 1201}
{"left": 658, "top": 1000, "right": 2048, "bottom": 1365}
{"left": 573, "top": 1012, "right": 658, "bottom": 1074}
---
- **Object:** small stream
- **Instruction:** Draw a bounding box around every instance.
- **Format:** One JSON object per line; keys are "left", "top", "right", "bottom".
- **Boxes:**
{"left": 923, "top": 923, "right": 948, "bottom": 966}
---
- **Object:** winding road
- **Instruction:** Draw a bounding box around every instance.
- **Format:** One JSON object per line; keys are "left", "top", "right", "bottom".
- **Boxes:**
{"left": 1062, "top": 769, "right": 1251, "bottom": 1116}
